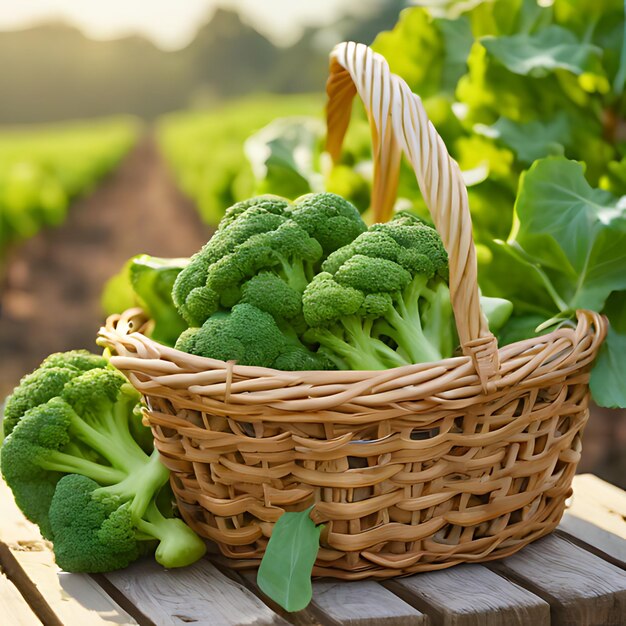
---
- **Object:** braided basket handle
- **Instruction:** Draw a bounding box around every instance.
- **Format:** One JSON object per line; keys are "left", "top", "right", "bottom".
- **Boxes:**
{"left": 326, "top": 42, "right": 498, "bottom": 388}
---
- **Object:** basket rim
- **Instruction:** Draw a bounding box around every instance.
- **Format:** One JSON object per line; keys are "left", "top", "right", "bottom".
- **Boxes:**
{"left": 99, "top": 307, "right": 607, "bottom": 398}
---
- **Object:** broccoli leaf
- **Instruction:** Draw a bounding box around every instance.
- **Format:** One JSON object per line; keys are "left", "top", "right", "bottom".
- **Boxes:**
{"left": 257, "top": 507, "right": 322, "bottom": 613}
{"left": 510, "top": 157, "right": 626, "bottom": 311}
{"left": 480, "top": 26, "right": 602, "bottom": 77}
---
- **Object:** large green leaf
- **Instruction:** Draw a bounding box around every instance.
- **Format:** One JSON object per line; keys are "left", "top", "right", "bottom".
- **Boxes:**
{"left": 372, "top": 8, "right": 447, "bottom": 97}
{"left": 435, "top": 16, "right": 474, "bottom": 92}
{"left": 510, "top": 157, "right": 626, "bottom": 310}
{"left": 480, "top": 26, "right": 602, "bottom": 77}
{"left": 257, "top": 507, "right": 323, "bottom": 612}
{"left": 244, "top": 117, "right": 324, "bottom": 199}
{"left": 488, "top": 113, "right": 570, "bottom": 164}
{"left": 590, "top": 325, "right": 626, "bottom": 408}
{"left": 590, "top": 292, "right": 626, "bottom": 408}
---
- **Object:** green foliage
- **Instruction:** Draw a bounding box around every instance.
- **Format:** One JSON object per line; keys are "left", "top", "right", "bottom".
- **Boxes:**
{"left": 0, "top": 352, "right": 206, "bottom": 571}
{"left": 487, "top": 158, "right": 626, "bottom": 407}
{"left": 0, "top": 117, "right": 138, "bottom": 260}
{"left": 102, "top": 255, "right": 189, "bottom": 346}
{"left": 157, "top": 95, "right": 325, "bottom": 225}
{"left": 257, "top": 507, "right": 323, "bottom": 613}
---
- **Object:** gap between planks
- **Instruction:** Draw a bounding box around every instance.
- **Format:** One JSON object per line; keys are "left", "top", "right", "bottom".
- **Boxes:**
{"left": 489, "top": 533, "right": 626, "bottom": 626}
{"left": 556, "top": 473, "right": 626, "bottom": 567}
{"left": 238, "top": 568, "right": 427, "bottom": 626}
{"left": 0, "top": 570, "right": 41, "bottom": 626}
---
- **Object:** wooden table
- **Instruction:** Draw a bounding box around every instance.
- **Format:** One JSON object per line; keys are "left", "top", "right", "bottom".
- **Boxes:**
{"left": 1, "top": 474, "right": 624, "bottom": 626}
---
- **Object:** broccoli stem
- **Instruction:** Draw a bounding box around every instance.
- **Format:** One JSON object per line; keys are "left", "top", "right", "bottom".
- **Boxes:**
{"left": 377, "top": 276, "right": 449, "bottom": 364}
{"left": 95, "top": 450, "right": 170, "bottom": 522}
{"left": 136, "top": 500, "right": 207, "bottom": 568}
{"left": 308, "top": 321, "right": 406, "bottom": 370}
{"left": 66, "top": 386, "right": 154, "bottom": 476}
{"left": 381, "top": 307, "right": 442, "bottom": 364}
{"left": 39, "top": 451, "right": 126, "bottom": 485}
{"left": 278, "top": 259, "right": 309, "bottom": 293}
{"left": 421, "top": 282, "right": 454, "bottom": 359}
{"left": 343, "top": 318, "right": 407, "bottom": 368}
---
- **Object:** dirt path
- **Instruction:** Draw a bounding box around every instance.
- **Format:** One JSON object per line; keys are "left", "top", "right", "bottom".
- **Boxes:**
{"left": 0, "top": 136, "right": 211, "bottom": 396}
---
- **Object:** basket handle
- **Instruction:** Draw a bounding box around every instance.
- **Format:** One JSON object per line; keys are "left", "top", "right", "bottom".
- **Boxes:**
{"left": 326, "top": 42, "right": 498, "bottom": 389}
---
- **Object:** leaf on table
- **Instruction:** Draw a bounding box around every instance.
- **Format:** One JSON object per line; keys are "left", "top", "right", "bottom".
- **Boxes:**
{"left": 257, "top": 507, "right": 322, "bottom": 612}
{"left": 510, "top": 157, "right": 626, "bottom": 311}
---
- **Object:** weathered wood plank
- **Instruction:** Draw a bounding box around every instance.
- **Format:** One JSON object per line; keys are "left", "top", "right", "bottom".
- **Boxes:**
{"left": 493, "top": 534, "right": 626, "bottom": 626}
{"left": 311, "top": 580, "right": 427, "bottom": 626}
{"left": 0, "top": 573, "right": 41, "bottom": 626}
{"left": 0, "top": 478, "right": 138, "bottom": 626}
{"left": 16, "top": 551, "right": 138, "bottom": 626}
{"left": 384, "top": 563, "right": 549, "bottom": 626}
{"left": 105, "top": 557, "right": 289, "bottom": 626}
{"left": 558, "top": 514, "right": 626, "bottom": 567}
{"left": 570, "top": 474, "right": 626, "bottom": 523}
{"left": 239, "top": 569, "right": 323, "bottom": 626}
{"left": 558, "top": 474, "right": 626, "bottom": 566}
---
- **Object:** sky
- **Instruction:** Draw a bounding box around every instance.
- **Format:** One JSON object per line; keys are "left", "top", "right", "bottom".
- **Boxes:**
{"left": 0, "top": 0, "right": 374, "bottom": 49}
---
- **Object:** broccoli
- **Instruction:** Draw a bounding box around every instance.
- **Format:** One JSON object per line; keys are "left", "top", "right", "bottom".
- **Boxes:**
{"left": 302, "top": 216, "right": 456, "bottom": 369}
{"left": 171, "top": 194, "right": 366, "bottom": 328}
{"left": 175, "top": 303, "right": 331, "bottom": 371}
{"left": 0, "top": 353, "right": 206, "bottom": 572}
{"left": 2, "top": 350, "right": 106, "bottom": 437}
{"left": 288, "top": 192, "right": 367, "bottom": 257}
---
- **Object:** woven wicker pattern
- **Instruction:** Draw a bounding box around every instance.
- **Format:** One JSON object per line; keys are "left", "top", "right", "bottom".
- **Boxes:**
{"left": 98, "top": 42, "right": 608, "bottom": 579}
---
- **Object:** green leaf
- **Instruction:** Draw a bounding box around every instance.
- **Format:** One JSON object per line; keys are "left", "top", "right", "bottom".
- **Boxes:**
{"left": 101, "top": 258, "right": 138, "bottom": 316}
{"left": 129, "top": 255, "right": 189, "bottom": 346}
{"left": 511, "top": 157, "right": 626, "bottom": 310}
{"left": 244, "top": 117, "right": 324, "bottom": 199}
{"left": 372, "top": 8, "right": 446, "bottom": 97}
{"left": 480, "top": 296, "right": 513, "bottom": 332}
{"left": 498, "top": 314, "right": 552, "bottom": 346}
{"left": 488, "top": 113, "right": 570, "bottom": 164}
{"left": 257, "top": 507, "right": 323, "bottom": 613}
{"left": 435, "top": 16, "right": 474, "bottom": 92}
{"left": 480, "top": 26, "right": 602, "bottom": 77}
{"left": 590, "top": 325, "right": 626, "bottom": 408}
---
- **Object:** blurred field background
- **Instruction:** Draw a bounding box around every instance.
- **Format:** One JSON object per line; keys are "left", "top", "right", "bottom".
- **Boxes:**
{"left": 0, "top": 0, "right": 623, "bottom": 487}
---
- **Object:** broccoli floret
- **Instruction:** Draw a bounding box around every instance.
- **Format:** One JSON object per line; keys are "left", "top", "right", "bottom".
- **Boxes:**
{"left": 129, "top": 255, "right": 189, "bottom": 346}
{"left": 302, "top": 272, "right": 407, "bottom": 370}
{"left": 218, "top": 195, "right": 289, "bottom": 232}
{"left": 303, "top": 218, "right": 456, "bottom": 369}
{"left": 240, "top": 272, "right": 302, "bottom": 324}
{"left": 3, "top": 350, "right": 106, "bottom": 436}
{"left": 288, "top": 193, "right": 367, "bottom": 257}
{"left": 179, "top": 304, "right": 284, "bottom": 367}
{"left": 0, "top": 352, "right": 206, "bottom": 571}
{"left": 172, "top": 193, "right": 366, "bottom": 331}
{"left": 177, "top": 303, "right": 330, "bottom": 371}
{"left": 49, "top": 469, "right": 205, "bottom": 573}
{"left": 173, "top": 198, "right": 323, "bottom": 327}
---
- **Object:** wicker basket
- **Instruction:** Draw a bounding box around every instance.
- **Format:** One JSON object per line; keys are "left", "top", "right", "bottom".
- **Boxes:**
{"left": 98, "top": 42, "right": 607, "bottom": 579}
